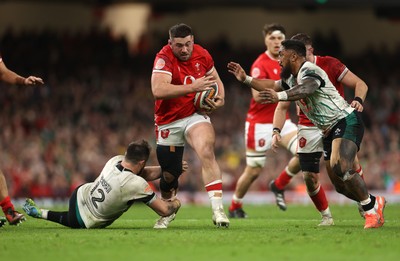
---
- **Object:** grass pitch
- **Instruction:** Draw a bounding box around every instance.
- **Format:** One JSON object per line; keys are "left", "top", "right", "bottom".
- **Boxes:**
{"left": 1, "top": 203, "right": 399, "bottom": 261}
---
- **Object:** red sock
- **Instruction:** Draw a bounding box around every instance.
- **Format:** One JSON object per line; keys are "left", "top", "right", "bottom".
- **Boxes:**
{"left": 0, "top": 196, "right": 14, "bottom": 214}
{"left": 309, "top": 186, "right": 328, "bottom": 212}
{"left": 229, "top": 200, "right": 242, "bottom": 211}
{"left": 355, "top": 166, "right": 364, "bottom": 180}
{"left": 275, "top": 168, "right": 294, "bottom": 190}
{"left": 205, "top": 181, "right": 222, "bottom": 194}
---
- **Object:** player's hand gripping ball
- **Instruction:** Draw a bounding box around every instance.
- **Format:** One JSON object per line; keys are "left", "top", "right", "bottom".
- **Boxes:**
{"left": 193, "top": 82, "right": 219, "bottom": 110}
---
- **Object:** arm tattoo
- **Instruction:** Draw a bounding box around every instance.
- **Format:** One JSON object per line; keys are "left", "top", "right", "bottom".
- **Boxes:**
{"left": 285, "top": 78, "right": 320, "bottom": 101}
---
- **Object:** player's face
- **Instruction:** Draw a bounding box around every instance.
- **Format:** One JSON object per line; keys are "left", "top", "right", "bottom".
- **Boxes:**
{"left": 169, "top": 35, "right": 194, "bottom": 61}
{"left": 278, "top": 47, "right": 293, "bottom": 79}
{"left": 265, "top": 31, "right": 285, "bottom": 58}
{"left": 305, "top": 44, "right": 314, "bottom": 62}
{"left": 137, "top": 160, "right": 147, "bottom": 176}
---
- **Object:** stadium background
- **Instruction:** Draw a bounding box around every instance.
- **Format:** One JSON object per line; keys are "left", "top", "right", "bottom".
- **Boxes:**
{"left": 0, "top": 0, "right": 399, "bottom": 205}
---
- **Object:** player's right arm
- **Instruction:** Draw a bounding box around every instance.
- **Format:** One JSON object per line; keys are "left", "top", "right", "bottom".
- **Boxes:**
{"left": 151, "top": 72, "right": 215, "bottom": 100}
{"left": 148, "top": 197, "right": 181, "bottom": 217}
{"left": 227, "top": 62, "right": 280, "bottom": 91}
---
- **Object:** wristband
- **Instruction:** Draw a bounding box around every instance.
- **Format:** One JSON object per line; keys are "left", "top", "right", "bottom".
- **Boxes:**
{"left": 272, "top": 127, "right": 281, "bottom": 134}
{"left": 353, "top": 96, "right": 363, "bottom": 105}
{"left": 277, "top": 91, "right": 288, "bottom": 101}
{"left": 243, "top": 75, "right": 253, "bottom": 86}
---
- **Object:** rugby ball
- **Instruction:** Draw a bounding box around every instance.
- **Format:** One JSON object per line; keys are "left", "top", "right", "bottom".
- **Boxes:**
{"left": 193, "top": 83, "right": 219, "bottom": 110}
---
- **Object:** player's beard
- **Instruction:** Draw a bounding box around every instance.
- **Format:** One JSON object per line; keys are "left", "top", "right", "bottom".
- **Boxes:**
{"left": 280, "top": 63, "right": 292, "bottom": 80}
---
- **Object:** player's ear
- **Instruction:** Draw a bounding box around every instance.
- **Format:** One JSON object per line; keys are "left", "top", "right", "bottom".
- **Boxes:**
{"left": 168, "top": 39, "right": 172, "bottom": 46}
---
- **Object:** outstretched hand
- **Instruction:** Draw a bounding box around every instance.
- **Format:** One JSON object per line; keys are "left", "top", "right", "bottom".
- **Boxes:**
{"left": 258, "top": 89, "right": 279, "bottom": 104}
{"left": 24, "top": 76, "right": 44, "bottom": 85}
{"left": 227, "top": 62, "right": 246, "bottom": 82}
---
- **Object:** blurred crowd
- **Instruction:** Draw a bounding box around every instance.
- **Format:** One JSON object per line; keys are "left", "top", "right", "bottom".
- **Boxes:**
{"left": 0, "top": 27, "right": 399, "bottom": 200}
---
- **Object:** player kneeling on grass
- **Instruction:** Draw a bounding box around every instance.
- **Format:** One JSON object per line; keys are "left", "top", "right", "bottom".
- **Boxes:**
{"left": 22, "top": 140, "right": 183, "bottom": 229}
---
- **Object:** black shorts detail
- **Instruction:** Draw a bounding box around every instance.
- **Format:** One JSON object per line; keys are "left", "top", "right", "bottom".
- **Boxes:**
{"left": 323, "top": 111, "right": 364, "bottom": 160}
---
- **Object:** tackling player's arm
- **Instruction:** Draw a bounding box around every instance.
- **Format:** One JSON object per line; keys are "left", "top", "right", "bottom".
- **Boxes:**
{"left": 140, "top": 161, "right": 188, "bottom": 181}
{"left": 151, "top": 72, "right": 215, "bottom": 100}
{"left": 259, "top": 77, "right": 320, "bottom": 103}
{"left": 148, "top": 197, "right": 181, "bottom": 217}
{"left": 340, "top": 70, "right": 368, "bottom": 112}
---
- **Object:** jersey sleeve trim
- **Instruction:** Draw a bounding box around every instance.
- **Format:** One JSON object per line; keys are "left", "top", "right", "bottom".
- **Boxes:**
{"left": 152, "top": 70, "right": 172, "bottom": 76}
{"left": 337, "top": 67, "right": 349, "bottom": 82}
{"left": 303, "top": 73, "right": 325, "bottom": 88}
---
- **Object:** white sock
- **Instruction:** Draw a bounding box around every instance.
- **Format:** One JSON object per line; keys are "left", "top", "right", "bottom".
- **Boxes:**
{"left": 232, "top": 194, "right": 243, "bottom": 204}
{"left": 41, "top": 209, "right": 48, "bottom": 219}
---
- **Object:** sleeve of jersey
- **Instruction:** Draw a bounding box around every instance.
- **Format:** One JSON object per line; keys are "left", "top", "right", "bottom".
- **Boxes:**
{"left": 303, "top": 72, "right": 325, "bottom": 88}
{"left": 203, "top": 48, "right": 215, "bottom": 74}
{"left": 153, "top": 54, "right": 173, "bottom": 76}
{"left": 251, "top": 61, "right": 267, "bottom": 79}
{"left": 327, "top": 56, "right": 347, "bottom": 82}
{"left": 132, "top": 178, "right": 157, "bottom": 205}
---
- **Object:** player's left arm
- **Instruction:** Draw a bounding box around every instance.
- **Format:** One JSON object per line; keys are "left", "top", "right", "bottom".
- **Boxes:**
{"left": 0, "top": 61, "right": 44, "bottom": 85}
{"left": 271, "top": 101, "right": 291, "bottom": 152}
{"left": 341, "top": 70, "right": 368, "bottom": 112}
{"left": 260, "top": 77, "right": 320, "bottom": 103}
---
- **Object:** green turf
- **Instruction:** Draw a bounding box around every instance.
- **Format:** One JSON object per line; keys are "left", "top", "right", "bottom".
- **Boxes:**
{"left": 1, "top": 203, "right": 399, "bottom": 261}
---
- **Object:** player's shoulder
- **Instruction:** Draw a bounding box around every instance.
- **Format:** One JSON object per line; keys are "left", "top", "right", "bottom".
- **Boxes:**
{"left": 103, "top": 155, "right": 124, "bottom": 170}
{"left": 253, "top": 52, "right": 275, "bottom": 65}
{"left": 157, "top": 45, "right": 173, "bottom": 58}
{"left": 316, "top": 55, "right": 342, "bottom": 65}
{"left": 192, "top": 44, "right": 212, "bottom": 57}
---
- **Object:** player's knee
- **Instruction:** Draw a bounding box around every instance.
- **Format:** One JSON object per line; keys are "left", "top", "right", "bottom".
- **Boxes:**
{"left": 162, "top": 172, "right": 176, "bottom": 183}
{"left": 298, "top": 152, "right": 322, "bottom": 173}
{"left": 332, "top": 162, "right": 356, "bottom": 181}
{"left": 160, "top": 173, "right": 179, "bottom": 192}
{"left": 157, "top": 145, "right": 184, "bottom": 178}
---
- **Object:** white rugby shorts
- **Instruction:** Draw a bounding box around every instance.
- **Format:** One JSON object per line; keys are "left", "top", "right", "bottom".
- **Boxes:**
{"left": 155, "top": 113, "right": 211, "bottom": 146}
{"left": 297, "top": 125, "right": 324, "bottom": 153}
{"left": 245, "top": 119, "right": 297, "bottom": 167}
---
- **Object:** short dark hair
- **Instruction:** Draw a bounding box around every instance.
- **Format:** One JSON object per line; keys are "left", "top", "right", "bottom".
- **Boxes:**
{"left": 125, "top": 140, "right": 151, "bottom": 164}
{"left": 263, "top": 23, "right": 286, "bottom": 37}
{"left": 291, "top": 33, "right": 313, "bottom": 46}
{"left": 281, "top": 39, "right": 306, "bottom": 57}
{"left": 169, "top": 23, "right": 193, "bottom": 39}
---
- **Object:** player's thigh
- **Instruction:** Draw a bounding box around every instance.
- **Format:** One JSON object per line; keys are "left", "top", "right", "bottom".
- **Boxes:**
{"left": 279, "top": 120, "right": 298, "bottom": 154}
{"left": 185, "top": 121, "right": 216, "bottom": 157}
